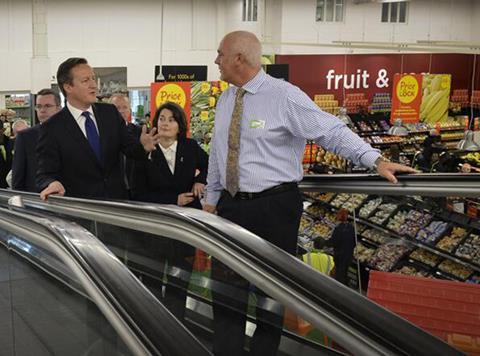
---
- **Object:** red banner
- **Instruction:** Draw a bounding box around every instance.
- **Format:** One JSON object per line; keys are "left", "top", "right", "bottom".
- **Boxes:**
{"left": 391, "top": 74, "right": 423, "bottom": 123}
{"left": 150, "top": 82, "right": 191, "bottom": 132}
{"left": 275, "top": 53, "right": 474, "bottom": 102}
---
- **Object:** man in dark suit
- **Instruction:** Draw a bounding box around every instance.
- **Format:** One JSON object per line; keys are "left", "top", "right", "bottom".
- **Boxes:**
{"left": 12, "top": 89, "right": 61, "bottom": 192}
{"left": 36, "top": 57, "right": 160, "bottom": 200}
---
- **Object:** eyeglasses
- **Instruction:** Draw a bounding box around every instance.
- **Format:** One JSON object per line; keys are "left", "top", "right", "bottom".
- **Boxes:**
{"left": 35, "top": 104, "right": 57, "bottom": 110}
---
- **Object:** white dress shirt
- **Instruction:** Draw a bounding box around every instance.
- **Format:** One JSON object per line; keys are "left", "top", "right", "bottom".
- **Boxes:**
{"left": 159, "top": 140, "right": 177, "bottom": 174}
{"left": 66, "top": 102, "right": 99, "bottom": 137}
{"left": 205, "top": 69, "right": 381, "bottom": 206}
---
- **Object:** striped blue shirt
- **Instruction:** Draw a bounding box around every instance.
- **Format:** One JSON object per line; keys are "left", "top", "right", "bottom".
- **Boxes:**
{"left": 205, "top": 69, "right": 380, "bottom": 205}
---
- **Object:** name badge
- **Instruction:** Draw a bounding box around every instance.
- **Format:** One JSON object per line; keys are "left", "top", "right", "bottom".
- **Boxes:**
{"left": 249, "top": 120, "right": 265, "bottom": 129}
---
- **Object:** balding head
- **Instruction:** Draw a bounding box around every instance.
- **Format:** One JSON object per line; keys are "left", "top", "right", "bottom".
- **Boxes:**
{"left": 109, "top": 93, "right": 131, "bottom": 123}
{"left": 215, "top": 31, "right": 262, "bottom": 87}
{"left": 222, "top": 31, "right": 262, "bottom": 68}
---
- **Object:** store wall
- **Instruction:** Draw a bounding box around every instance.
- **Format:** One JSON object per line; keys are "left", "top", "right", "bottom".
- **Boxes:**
{"left": 0, "top": 0, "right": 478, "bottom": 93}
{"left": 277, "top": 0, "right": 474, "bottom": 54}
{"left": 0, "top": 1, "right": 33, "bottom": 92}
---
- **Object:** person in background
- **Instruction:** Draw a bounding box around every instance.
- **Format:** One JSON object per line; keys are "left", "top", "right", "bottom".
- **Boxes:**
{"left": 316, "top": 208, "right": 356, "bottom": 285}
{"left": 203, "top": 30, "right": 416, "bottom": 356}
{"left": 11, "top": 119, "right": 30, "bottom": 138}
{"left": 132, "top": 101, "right": 208, "bottom": 322}
{"left": 109, "top": 93, "right": 141, "bottom": 195}
{"left": 0, "top": 124, "right": 13, "bottom": 188}
{"left": 6, "top": 119, "right": 30, "bottom": 188}
{"left": 109, "top": 93, "right": 132, "bottom": 124}
{"left": 36, "top": 57, "right": 160, "bottom": 200}
{"left": 416, "top": 129, "right": 443, "bottom": 172}
{"left": 12, "top": 89, "right": 61, "bottom": 192}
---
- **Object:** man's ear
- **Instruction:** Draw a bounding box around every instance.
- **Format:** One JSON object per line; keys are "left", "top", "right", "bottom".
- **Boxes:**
{"left": 63, "top": 83, "right": 72, "bottom": 96}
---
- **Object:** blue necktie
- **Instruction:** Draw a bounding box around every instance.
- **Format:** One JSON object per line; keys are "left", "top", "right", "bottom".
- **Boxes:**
{"left": 83, "top": 111, "right": 102, "bottom": 162}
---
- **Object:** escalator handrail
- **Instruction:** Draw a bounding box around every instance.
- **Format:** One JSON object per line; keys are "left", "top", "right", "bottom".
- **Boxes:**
{"left": 0, "top": 206, "right": 212, "bottom": 356}
{"left": 0, "top": 190, "right": 463, "bottom": 356}
{"left": 300, "top": 173, "right": 480, "bottom": 197}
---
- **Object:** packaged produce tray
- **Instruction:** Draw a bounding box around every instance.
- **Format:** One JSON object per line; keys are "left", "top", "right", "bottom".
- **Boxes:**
{"left": 455, "top": 232, "right": 480, "bottom": 266}
{"left": 409, "top": 248, "right": 443, "bottom": 268}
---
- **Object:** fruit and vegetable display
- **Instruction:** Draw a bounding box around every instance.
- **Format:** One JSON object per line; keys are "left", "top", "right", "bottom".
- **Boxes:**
{"left": 415, "top": 221, "right": 449, "bottom": 244}
{"left": 299, "top": 214, "right": 314, "bottom": 234}
{"left": 436, "top": 227, "right": 468, "bottom": 253}
{"left": 315, "top": 147, "right": 347, "bottom": 170}
{"left": 367, "top": 242, "right": 411, "bottom": 271}
{"left": 329, "top": 193, "right": 367, "bottom": 212}
{"left": 368, "top": 202, "right": 398, "bottom": 225}
{"left": 455, "top": 233, "right": 480, "bottom": 265}
{"left": 386, "top": 209, "right": 432, "bottom": 237}
{"left": 359, "top": 197, "right": 383, "bottom": 218}
{"left": 189, "top": 81, "right": 228, "bottom": 153}
{"left": 362, "top": 229, "right": 389, "bottom": 245}
{"left": 300, "top": 192, "right": 479, "bottom": 282}
{"left": 394, "top": 263, "right": 430, "bottom": 277}
{"left": 437, "top": 259, "right": 473, "bottom": 280}
{"left": 354, "top": 242, "right": 376, "bottom": 263}
{"left": 409, "top": 248, "right": 443, "bottom": 267}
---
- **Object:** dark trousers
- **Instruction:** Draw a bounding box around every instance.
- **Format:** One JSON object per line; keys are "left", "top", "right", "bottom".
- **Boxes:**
{"left": 212, "top": 186, "right": 303, "bottom": 356}
{"left": 333, "top": 255, "right": 353, "bottom": 285}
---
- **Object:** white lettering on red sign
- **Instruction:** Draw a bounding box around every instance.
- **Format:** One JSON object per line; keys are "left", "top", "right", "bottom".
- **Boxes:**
{"left": 325, "top": 69, "right": 389, "bottom": 90}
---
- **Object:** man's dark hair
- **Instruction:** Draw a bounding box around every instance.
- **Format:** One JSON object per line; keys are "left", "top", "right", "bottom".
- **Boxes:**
{"left": 36, "top": 88, "right": 61, "bottom": 106}
{"left": 57, "top": 57, "right": 88, "bottom": 96}
{"left": 152, "top": 102, "right": 187, "bottom": 139}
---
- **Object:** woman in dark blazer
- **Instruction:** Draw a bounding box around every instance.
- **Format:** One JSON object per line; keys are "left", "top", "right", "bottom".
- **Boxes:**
{"left": 132, "top": 101, "right": 208, "bottom": 323}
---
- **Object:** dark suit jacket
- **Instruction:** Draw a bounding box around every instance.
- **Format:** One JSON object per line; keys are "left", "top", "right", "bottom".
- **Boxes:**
{"left": 36, "top": 103, "right": 146, "bottom": 199}
{"left": 132, "top": 138, "right": 208, "bottom": 209}
{"left": 12, "top": 125, "right": 41, "bottom": 192}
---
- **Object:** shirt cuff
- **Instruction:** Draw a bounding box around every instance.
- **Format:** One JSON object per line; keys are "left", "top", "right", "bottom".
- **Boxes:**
{"left": 360, "top": 151, "right": 382, "bottom": 169}
{"left": 204, "top": 190, "right": 222, "bottom": 206}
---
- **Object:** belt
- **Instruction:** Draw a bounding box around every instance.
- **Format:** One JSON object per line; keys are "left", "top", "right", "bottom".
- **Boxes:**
{"left": 225, "top": 182, "right": 298, "bottom": 200}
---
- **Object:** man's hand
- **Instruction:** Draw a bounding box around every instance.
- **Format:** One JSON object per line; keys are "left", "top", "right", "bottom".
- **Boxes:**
{"left": 140, "top": 125, "right": 161, "bottom": 153}
{"left": 203, "top": 204, "right": 216, "bottom": 214}
{"left": 40, "top": 180, "right": 65, "bottom": 201}
{"left": 377, "top": 160, "right": 418, "bottom": 184}
{"left": 192, "top": 182, "right": 205, "bottom": 197}
{"left": 177, "top": 192, "right": 195, "bottom": 206}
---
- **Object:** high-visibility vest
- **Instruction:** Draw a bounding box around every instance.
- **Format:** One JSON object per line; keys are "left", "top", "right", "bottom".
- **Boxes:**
{"left": 302, "top": 250, "right": 335, "bottom": 275}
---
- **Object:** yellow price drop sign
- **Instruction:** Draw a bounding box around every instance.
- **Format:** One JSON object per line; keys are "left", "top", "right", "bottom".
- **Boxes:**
{"left": 396, "top": 75, "right": 420, "bottom": 104}
{"left": 155, "top": 84, "right": 187, "bottom": 108}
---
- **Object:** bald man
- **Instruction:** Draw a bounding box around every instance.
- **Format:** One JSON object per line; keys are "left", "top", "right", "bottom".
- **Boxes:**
{"left": 204, "top": 31, "right": 416, "bottom": 356}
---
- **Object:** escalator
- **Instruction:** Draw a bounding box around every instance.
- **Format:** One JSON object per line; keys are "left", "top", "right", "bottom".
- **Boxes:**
{"left": 0, "top": 173, "right": 472, "bottom": 355}
{"left": 0, "top": 206, "right": 210, "bottom": 356}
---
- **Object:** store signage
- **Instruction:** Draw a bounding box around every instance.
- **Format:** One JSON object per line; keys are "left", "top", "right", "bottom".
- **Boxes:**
{"left": 276, "top": 53, "right": 472, "bottom": 103}
{"left": 150, "top": 82, "right": 191, "bottom": 130}
{"left": 391, "top": 74, "right": 422, "bottom": 123}
{"left": 325, "top": 68, "right": 389, "bottom": 90}
{"left": 419, "top": 74, "right": 451, "bottom": 125}
{"left": 155, "top": 65, "right": 207, "bottom": 82}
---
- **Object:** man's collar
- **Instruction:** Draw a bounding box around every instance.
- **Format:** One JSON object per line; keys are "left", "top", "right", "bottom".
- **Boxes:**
{"left": 66, "top": 101, "right": 93, "bottom": 120}
{"left": 240, "top": 69, "right": 266, "bottom": 95}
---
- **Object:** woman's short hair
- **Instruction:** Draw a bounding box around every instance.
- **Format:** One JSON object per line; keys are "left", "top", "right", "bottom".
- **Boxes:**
{"left": 336, "top": 208, "right": 349, "bottom": 222}
{"left": 152, "top": 102, "right": 187, "bottom": 139}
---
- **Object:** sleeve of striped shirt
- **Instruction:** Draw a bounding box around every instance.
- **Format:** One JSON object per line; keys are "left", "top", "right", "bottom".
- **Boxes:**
{"left": 205, "top": 132, "right": 222, "bottom": 206}
{"left": 284, "top": 86, "right": 380, "bottom": 168}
